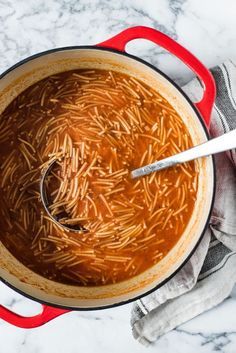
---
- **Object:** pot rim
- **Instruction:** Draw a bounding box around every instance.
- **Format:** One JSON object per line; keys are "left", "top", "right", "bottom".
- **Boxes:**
{"left": 0, "top": 45, "right": 216, "bottom": 310}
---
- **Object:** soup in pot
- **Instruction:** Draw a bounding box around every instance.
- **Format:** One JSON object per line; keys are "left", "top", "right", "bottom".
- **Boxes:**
{"left": 0, "top": 69, "right": 198, "bottom": 285}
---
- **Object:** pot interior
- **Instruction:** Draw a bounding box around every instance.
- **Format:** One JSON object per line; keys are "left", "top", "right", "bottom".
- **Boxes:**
{"left": 0, "top": 48, "right": 214, "bottom": 308}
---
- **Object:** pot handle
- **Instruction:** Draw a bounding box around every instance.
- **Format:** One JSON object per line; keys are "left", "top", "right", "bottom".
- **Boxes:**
{"left": 0, "top": 304, "right": 69, "bottom": 328}
{"left": 97, "top": 26, "right": 215, "bottom": 127}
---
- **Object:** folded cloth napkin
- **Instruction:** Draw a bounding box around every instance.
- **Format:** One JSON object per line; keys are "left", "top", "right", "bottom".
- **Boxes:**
{"left": 131, "top": 60, "right": 236, "bottom": 346}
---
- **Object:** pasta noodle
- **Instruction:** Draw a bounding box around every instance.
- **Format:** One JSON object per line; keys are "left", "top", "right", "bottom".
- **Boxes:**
{"left": 0, "top": 69, "right": 198, "bottom": 286}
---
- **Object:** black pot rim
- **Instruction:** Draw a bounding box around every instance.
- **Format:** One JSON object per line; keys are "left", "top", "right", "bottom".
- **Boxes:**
{"left": 0, "top": 45, "right": 216, "bottom": 312}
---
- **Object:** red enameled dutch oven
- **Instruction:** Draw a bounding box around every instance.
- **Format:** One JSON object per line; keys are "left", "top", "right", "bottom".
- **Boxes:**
{"left": 0, "top": 26, "right": 216, "bottom": 328}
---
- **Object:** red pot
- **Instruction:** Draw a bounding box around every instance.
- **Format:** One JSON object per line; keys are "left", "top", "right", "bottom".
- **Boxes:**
{"left": 0, "top": 26, "right": 216, "bottom": 328}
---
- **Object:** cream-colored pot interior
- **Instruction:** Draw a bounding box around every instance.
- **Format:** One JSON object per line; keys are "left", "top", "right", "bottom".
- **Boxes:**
{"left": 0, "top": 48, "right": 214, "bottom": 308}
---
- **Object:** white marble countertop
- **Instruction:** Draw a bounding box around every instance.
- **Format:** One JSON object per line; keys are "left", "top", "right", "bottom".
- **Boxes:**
{"left": 1, "top": 0, "right": 236, "bottom": 352}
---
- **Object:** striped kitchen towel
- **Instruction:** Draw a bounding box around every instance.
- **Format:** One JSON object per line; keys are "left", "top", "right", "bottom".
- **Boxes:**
{"left": 131, "top": 60, "right": 236, "bottom": 346}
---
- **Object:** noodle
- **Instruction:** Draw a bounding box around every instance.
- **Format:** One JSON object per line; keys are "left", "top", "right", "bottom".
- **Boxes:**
{"left": 0, "top": 68, "right": 198, "bottom": 286}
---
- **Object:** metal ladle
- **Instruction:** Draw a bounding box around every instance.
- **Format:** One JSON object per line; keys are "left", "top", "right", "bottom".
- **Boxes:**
{"left": 40, "top": 129, "right": 236, "bottom": 232}
{"left": 131, "top": 129, "right": 236, "bottom": 178}
{"left": 40, "top": 160, "right": 85, "bottom": 233}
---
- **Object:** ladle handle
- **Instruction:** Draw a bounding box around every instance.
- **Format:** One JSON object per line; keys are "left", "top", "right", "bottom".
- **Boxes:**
{"left": 97, "top": 26, "right": 216, "bottom": 127}
{"left": 131, "top": 129, "right": 236, "bottom": 178}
